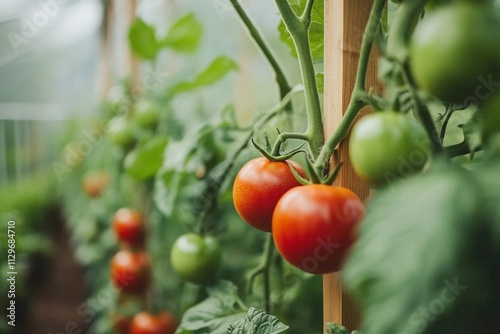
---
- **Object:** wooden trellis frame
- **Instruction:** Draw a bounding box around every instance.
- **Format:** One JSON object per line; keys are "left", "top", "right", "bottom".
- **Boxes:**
{"left": 323, "top": 0, "right": 381, "bottom": 331}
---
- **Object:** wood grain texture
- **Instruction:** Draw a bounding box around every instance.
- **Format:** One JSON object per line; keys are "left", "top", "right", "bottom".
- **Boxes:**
{"left": 323, "top": 0, "right": 381, "bottom": 331}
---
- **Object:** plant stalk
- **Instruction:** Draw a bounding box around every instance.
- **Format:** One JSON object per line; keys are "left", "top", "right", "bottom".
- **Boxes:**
{"left": 314, "top": 0, "right": 387, "bottom": 173}
{"left": 275, "top": 0, "right": 324, "bottom": 158}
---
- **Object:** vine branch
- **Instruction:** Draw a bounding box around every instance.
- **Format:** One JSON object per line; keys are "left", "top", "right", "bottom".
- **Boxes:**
{"left": 314, "top": 0, "right": 387, "bottom": 174}
{"left": 229, "top": 0, "right": 292, "bottom": 101}
{"left": 275, "top": 0, "right": 324, "bottom": 158}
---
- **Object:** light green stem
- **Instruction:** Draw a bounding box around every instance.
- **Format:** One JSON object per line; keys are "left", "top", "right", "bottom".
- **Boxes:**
{"left": 275, "top": 0, "right": 324, "bottom": 158}
{"left": 314, "top": 0, "right": 387, "bottom": 173}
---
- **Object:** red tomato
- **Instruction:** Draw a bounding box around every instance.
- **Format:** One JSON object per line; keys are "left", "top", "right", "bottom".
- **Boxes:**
{"left": 112, "top": 314, "right": 132, "bottom": 334}
{"left": 272, "top": 185, "right": 364, "bottom": 274}
{"left": 232, "top": 157, "right": 305, "bottom": 232}
{"left": 130, "top": 312, "right": 178, "bottom": 334}
{"left": 110, "top": 251, "right": 150, "bottom": 293}
{"left": 113, "top": 208, "right": 145, "bottom": 247}
{"left": 82, "top": 170, "right": 110, "bottom": 198}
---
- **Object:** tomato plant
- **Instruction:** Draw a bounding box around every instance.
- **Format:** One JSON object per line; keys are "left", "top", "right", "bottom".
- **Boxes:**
{"left": 232, "top": 157, "right": 305, "bottom": 232}
{"left": 55, "top": 0, "right": 500, "bottom": 333}
{"left": 349, "top": 111, "right": 430, "bottom": 184}
{"left": 113, "top": 208, "right": 145, "bottom": 247}
{"left": 272, "top": 184, "right": 364, "bottom": 274}
{"left": 130, "top": 311, "right": 178, "bottom": 334}
{"left": 110, "top": 250, "right": 150, "bottom": 294}
{"left": 170, "top": 233, "right": 222, "bottom": 284}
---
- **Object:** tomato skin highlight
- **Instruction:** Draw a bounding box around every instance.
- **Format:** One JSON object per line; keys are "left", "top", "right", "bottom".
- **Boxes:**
{"left": 170, "top": 233, "right": 222, "bottom": 284}
{"left": 113, "top": 208, "right": 145, "bottom": 247}
{"left": 232, "top": 157, "right": 305, "bottom": 232}
{"left": 349, "top": 112, "right": 430, "bottom": 185}
{"left": 130, "top": 311, "right": 178, "bottom": 334}
{"left": 272, "top": 185, "right": 364, "bottom": 275}
{"left": 110, "top": 251, "right": 150, "bottom": 293}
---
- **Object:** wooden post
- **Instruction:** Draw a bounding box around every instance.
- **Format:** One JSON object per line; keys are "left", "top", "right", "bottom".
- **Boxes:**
{"left": 323, "top": 0, "right": 380, "bottom": 331}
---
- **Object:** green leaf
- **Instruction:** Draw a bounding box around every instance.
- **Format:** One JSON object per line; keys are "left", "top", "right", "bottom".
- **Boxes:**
{"left": 159, "top": 13, "right": 203, "bottom": 53}
{"left": 316, "top": 72, "right": 324, "bottom": 93}
{"left": 124, "top": 135, "right": 169, "bottom": 180}
{"left": 325, "top": 323, "right": 349, "bottom": 334}
{"left": 343, "top": 160, "right": 500, "bottom": 334}
{"left": 278, "top": 0, "right": 324, "bottom": 62}
{"left": 175, "top": 281, "right": 247, "bottom": 334}
{"left": 170, "top": 56, "right": 238, "bottom": 95}
{"left": 226, "top": 308, "right": 289, "bottom": 334}
{"left": 128, "top": 18, "right": 159, "bottom": 60}
{"left": 154, "top": 123, "right": 227, "bottom": 225}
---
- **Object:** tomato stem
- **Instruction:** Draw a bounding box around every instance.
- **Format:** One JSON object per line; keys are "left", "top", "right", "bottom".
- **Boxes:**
{"left": 313, "top": 0, "right": 387, "bottom": 175}
{"left": 246, "top": 233, "right": 275, "bottom": 313}
{"left": 275, "top": 0, "right": 324, "bottom": 159}
{"left": 399, "top": 63, "right": 443, "bottom": 153}
{"left": 386, "top": 0, "right": 427, "bottom": 64}
{"left": 195, "top": 87, "right": 304, "bottom": 234}
{"left": 229, "top": 0, "right": 292, "bottom": 102}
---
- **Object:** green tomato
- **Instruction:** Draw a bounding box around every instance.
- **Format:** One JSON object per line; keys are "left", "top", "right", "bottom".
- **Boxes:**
{"left": 133, "top": 100, "right": 160, "bottom": 128}
{"left": 170, "top": 233, "right": 222, "bottom": 284}
{"left": 349, "top": 112, "right": 431, "bottom": 185}
{"left": 410, "top": 2, "right": 500, "bottom": 103}
{"left": 107, "top": 116, "right": 136, "bottom": 148}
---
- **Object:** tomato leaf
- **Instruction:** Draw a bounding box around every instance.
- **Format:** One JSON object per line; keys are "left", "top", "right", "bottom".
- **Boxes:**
{"left": 128, "top": 18, "right": 160, "bottom": 60}
{"left": 169, "top": 56, "right": 238, "bottom": 95}
{"left": 154, "top": 123, "right": 229, "bottom": 228}
{"left": 159, "top": 13, "right": 202, "bottom": 53}
{"left": 343, "top": 160, "right": 500, "bottom": 334}
{"left": 226, "top": 307, "right": 289, "bottom": 334}
{"left": 175, "top": 281, "right": 247, "bottom": 334}
{"left": 278, "top": 0, "right": 324, "bottom": 62}
{"left": 316, "top": 72, "right": 324, "bottom": 93}
{"left": 325, "top": 323, "right": 355, "bottom": 334}
{"left": 124, "top": 135, "right": 169, "bottom": 180}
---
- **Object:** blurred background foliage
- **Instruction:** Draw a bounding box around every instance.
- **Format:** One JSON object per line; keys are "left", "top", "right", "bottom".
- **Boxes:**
{"left": 0, "top": 0, "right": 321, "bottom": 333}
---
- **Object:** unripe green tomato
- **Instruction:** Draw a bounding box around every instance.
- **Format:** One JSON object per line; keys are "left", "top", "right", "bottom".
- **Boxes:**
{"left": 170, "top": 233, "right": 222, "bottom": 284}
{"left": 107, "top": 116, "right": 136, "bottom": 148}
{"left": 133, "top": 100, "right": 160, "bottom": 128}
{"left": 409, "top": 2, "right": 500, "bottom": 103}
{"left": 349, "top": 112, "right": 431, "bottom": 185}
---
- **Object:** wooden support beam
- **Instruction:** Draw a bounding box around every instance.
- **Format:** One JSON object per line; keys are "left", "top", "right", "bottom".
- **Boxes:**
{"left": 323, "top": 0, "right": 380, "bottom": 331}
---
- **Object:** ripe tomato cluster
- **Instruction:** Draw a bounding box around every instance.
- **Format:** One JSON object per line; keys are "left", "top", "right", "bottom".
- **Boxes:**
{"left": 109, "top": 208, "right": 178, "bottom": 334}
{"left": 233, "top": 158, "right": 365, "bottom": 274}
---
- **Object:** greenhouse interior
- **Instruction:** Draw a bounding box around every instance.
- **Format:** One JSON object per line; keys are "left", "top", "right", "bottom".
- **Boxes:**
{"left": 1, "top": 1, "right": 500, "bottom": 334}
